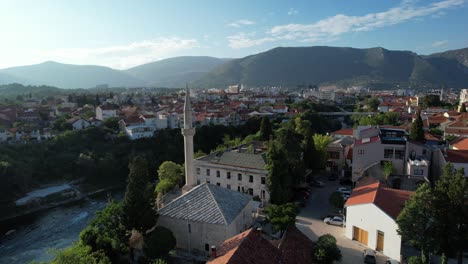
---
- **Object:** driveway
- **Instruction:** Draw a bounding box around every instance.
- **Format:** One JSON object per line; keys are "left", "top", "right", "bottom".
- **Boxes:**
{"left": 296, "top": 173, "right": 389, "bottom": 264}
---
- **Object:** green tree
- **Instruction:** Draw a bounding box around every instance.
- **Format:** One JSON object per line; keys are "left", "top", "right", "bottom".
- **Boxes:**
{"left": 422, "top": 95, "right": 441, "bottom": 110}
{"left": 157, "top": 161, "right": 184, "bottom": 186}
{"left": 313, "top": 234, "right": 342, "bottom": 264}
{"left": 365, "top": 97, "right": 380, "bottom": 112}
{"left": 409, "top": 111, "right": 425, "bottom": 142}
{"left": 266, "top": 142, "right": 292, "bottom": 204}
{"left": 329, "top": 192, "right": 344, "bottom": 209}
{"left": 460, "top": 103, "right": 467, "bottom": 113}
{"left": 312, "top": 133, "right": 333, "bottom": 169}
{"left": 407, "top": 256, "right": 422, "bottom": 264}
{"left": 79, "top": 201, "right": 128, "bottom": 261}
{"left": 50, "top": 244, "right": 111, "bottom": 264}
{"left": 397, "top": 183, "right": 437, "bottom": 260}
{"left": 143, "top": 226, "right": 176, "bottom": 260}
{"left": 259, "top": 116, "right": 273, "bottom": 141}
{"left": 123, "top": 156, "right": 156, "bottom": 232}
{"left": 383, "top": 161, "right": 394, "bottom": 181}
{"left": 264, "top": 203, "right": 299, "bottom": 235}
{"left": 102, "top": 117, "right": 119, "bottom": 130}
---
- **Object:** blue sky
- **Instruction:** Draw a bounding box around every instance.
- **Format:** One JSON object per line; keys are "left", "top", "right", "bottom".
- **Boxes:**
{"left": 0, "top": 0, "right": 467, "bottom": 69}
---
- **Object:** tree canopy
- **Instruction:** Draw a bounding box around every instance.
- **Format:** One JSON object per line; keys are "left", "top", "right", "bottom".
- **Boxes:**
{"left": 409, "top": 111, "right": 425, "bottom": 142}
{"left": 264, "top": 203, "right": 299, "bottom": 235}
{"left": 313, "top": 234, "right": 342, "bottom": 264}
{"left": 143, "top": 226, "right": 176, "bottom": 260}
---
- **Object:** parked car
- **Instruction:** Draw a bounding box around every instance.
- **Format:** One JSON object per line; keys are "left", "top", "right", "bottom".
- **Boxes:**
{"left": 340, "top": 178, "right": 353, "bottom": 186}
{"left": 363, "top": 249, "right": 376, "bottom": 264}
{"left": 310, "top": 180, "right": 325, "bottom": 187}
{"left": 336, "top": 187, "right": 351, "bottom": 193}
{"left": 342, "top": 194, "right": 350, "bottom": 201}
{"left": 385, "top": 259, "right": 399, "bottom": 264}
{"left": 341, "top": 190, "right": 351, "bottom": 196}
{"left": 323, "top": 216, "right": 344, "bottom": 226}
{"left": 328, "top": 173, "right": 338, "bottom": 181}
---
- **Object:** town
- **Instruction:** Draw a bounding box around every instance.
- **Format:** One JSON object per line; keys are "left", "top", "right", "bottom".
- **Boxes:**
{"left": 0, "top": 82, "right": 467, "bottom": 264}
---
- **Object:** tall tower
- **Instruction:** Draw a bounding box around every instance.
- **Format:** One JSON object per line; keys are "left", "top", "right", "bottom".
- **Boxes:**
{"left": 182, "top": 86, "right": 196, "bottom": 188}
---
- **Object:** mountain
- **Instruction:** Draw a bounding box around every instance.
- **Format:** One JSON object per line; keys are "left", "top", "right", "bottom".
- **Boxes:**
{"left": 125, "top": 56, "right": 230, "bottom": 88}
{"left": 0, "top": 61, "right": 146, "bottom": 89}
{"left": 0, "top": 72, "right": 30, "bottom": 85}
{"left": 427, "top": 47, "right": 468, "bottom": 67}
{"left": 195, "top": 46, "right": 468, "bottom": 88}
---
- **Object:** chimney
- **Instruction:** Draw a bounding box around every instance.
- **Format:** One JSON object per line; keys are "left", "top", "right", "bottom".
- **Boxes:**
{"left": 211, "top": 246, "right": 217, "bottom": 258}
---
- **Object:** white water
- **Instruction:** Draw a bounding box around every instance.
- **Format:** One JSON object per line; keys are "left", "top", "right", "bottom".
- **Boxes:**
{"left": 15, "top": 184, "right": 72, "bottom": 206}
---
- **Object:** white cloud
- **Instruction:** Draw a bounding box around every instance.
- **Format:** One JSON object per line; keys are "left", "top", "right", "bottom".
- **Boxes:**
{"left": 227, "top": 0, "right": 463, "bottom": 49}
{"left": 46, "top": 37, "right": 199, "bottom": 69}
{"left": 227, "top": 19, "right": 255, "bottom": 28}
{"left": 432, "top": 40, "right": 449, "bottom": 47}
{"left": 288, "top": 8, "right": 299, "bottom": 16}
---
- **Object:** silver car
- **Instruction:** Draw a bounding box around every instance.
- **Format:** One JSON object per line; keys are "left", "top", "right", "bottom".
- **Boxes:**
{"left": 323, "top": 216, "right": 344, "bottom": 226}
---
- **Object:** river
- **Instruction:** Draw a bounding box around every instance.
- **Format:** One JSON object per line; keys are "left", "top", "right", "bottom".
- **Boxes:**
{"left": 0, "top": 192, "right": 123, "bottom": 264}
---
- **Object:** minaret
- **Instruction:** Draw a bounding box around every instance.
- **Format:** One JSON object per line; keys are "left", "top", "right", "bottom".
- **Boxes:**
{"left": 182, "top": 86, "right": 196, "bottom": 188}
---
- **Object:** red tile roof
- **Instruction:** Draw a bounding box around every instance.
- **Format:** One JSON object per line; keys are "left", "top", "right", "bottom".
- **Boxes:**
{"left": 332, "top": 128, "right": 353, "bottom": 136}
{"left": 445, "top": 150, "right": 468, "bottom": 163}
{"left": 345, "top": 177, "right": 413, "bottom": 219}
{"left": 278, "top": 225, "right": 315, "bottom": 264}
{"left": 207, "top": 229, "right": 283, "bottom": 264}
{"left": 449, "top": 137, "right": 468, "bottom": 150}
{"left": 354, "top": 136, "right": 380, "bottom": 146}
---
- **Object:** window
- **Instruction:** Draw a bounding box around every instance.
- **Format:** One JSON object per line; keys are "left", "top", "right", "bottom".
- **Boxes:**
{"left": 188, "top": 223, "right": 191, "bottom": 233}
{"left": 197, "top": 179, "right": 200, "bottom": 185}
{"left": 413, "top": 168, "right": 424, "bottom": 176}
{"left": 261, "top": 177, "right": 266, "bottom": 184}
{"left": 238, "top": 173, "right": 242, "bottom": 181}
{"left": 206, "top": 180, "right": 210, "bottom": 184}
{"left": 227, "top": 172, "right": 231, "bottom": 179}
{"left": 358, "top": 149, "right": 365, "bottom": 155}
{"left": 422, "top": 149, "right": 427, "bottom": 155}
{"left": 384, "top": 148, "right": 393, "bottom": 159}
{"left": 196, "top": 168, "right": 200, "bottom": 175}
{"left": 261, "top": 190, "right": 266, "bottom": 199}
{"left": 241, "top": 187, "right": 245, "bottom": 193}
{"left": 216, "top": 170, "right": 220, "bottom": 177}
{"left": 205, "top": 244, "right": 209, "bottom": 251}
{"left": 206, "top": 169, "right": 210, "bottom": 176}
{"left": 395, "top": 149, "right": 405, "bottom": 159}
{"left": 216, "top": 182, "right": 220, "bottom": 186}
{"left": 227, "top": 184, "right": 231, "bottom": 189}
{"left": 237, "top": 186, "right": 241, "bottom": 192}
{"left": 249, "top": 175, "right": 253, "bottom": 183}
{"left": 248, "top": 188, "right": 253, "bottom": 195}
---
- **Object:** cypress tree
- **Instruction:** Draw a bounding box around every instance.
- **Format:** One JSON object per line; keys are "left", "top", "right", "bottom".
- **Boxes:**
{"left": 259, "top": 117, "right": 273, "bottom": 141}
{"left": 409, "top": 110, "right": 425, "bottom": 142}
{"left": 266, "top": 143, "right": 290, "bottom": 204}
{"left": 123, "top": 156, "right": 156, "bottom": 231}
{"left": 460, "top": 103, "right": 467, "bottom": 113}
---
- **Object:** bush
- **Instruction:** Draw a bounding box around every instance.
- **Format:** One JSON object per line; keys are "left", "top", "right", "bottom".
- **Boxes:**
{"left": 51, "top": 243, "right": 111, "bottom": 264}
{"left": 407, "top": 256, "right": 422, "bottom": 264}
{"left": 329, "top": 192, "right": 344, "bottom": 209}
{"left": 143, "top": 226, "right": 176, "bottom": 259}
{"left": 313, "top": 234, "right": 342, "bottom": 264}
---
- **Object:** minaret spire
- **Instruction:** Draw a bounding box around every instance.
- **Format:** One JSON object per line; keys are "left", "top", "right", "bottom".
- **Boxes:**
{"left": 182, "top": 85, "right": 196, "bottom": 188}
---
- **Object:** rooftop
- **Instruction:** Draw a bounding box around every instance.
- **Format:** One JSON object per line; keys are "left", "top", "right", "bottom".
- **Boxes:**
{"left": 158, "top": 183, "right": 251, "bottom": 225}
{"left": 445, "top": 150, "right": 468, "bottom": 163}
{"left": 197, "top": 142, "right": 267, "bottom": 170}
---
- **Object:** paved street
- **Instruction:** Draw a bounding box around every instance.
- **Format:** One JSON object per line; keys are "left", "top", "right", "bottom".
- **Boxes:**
{"left": 296, "top": 174, "right": 389, "bottom": 264}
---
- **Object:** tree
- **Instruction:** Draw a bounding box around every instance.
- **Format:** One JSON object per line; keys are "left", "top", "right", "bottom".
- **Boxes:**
{"left": 432, "top": 163, "right": 468, "bottom": 264}
{"left": 157, "top": 161, "right": 184, "bottom": 186}
{"left": 143, "top": 226, "right": 176, "bottom": 260}
{"left": 409, "top": 111, "right": 425, "bottom": 142}
{"left": 329, "top": 192, "right": 344, "bottom": 209}
{"left": 123, "top": 156, "right": 156, "bottom": 232}
{"left": 264, "top": 203, "right": 299, "bottom": 235}
{"left": 51, "top": 244, "right": 111, "bottom": 264}
{"left": 266, "top": 142, "right": 291, "bottom": 204}
{"left": 79, "top": 201, "right": 128, "bottom": 261}
{"left": 312, "top": 133, "right": 333, "bottom": 169}
{"left": 397, "top": 183, "right": 437, "bottom": 260}
{"left": 422, "top": 95, "right": 441, "bottom": 110}
{"left": 259, "top": 116, "right": 273, "bottom": 141}
{"left": 383, "top": 161, "right": 394, "bottom": 181}
{"left": 365, "top": 97, "right": 380, "bottom": 112}
{"left": 313, "top": 234, "right": 342, "bottom": 264}
{"left": 460, "top": 103, "right": 467, "bottom": 113}
{"left": 102, "top": 117, "right": 119, "bottom": 130}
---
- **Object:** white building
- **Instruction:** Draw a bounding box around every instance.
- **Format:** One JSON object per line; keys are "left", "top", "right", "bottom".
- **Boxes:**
{"left": 67, "top": 117, "right": 91, "bottom": 131}
{"left": 96, "top": 103, "right": 118, "bottom": 121}
{"left": 193, "top": 142, "right": 270, "bottom": 202}
{"left": 124, "top": 125, "right": 155, "bottom": 140}
{"left": 459, "top": 89, "right": 468, "bottom": 105}
{"left": 157, "top": 183, "right": 255, "bottom": 255}
{"left": 345, "top": 177, "right": 413, "bottom": 261}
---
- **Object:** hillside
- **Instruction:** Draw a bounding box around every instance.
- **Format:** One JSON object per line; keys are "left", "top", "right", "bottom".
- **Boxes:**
{"left": 195, "top": 46, "right": 468, "bottom": 88}
{"left": 427, "top": 47, "right": 468, "bottom": 67}
{"left": 0, "top": 72, "right": 30, "bottom": 86}
{"left": 0, "top": 61, "right": 146, "bottom": 89}
{"left": 125, "top": 56, "right": 230, "bottom": 88}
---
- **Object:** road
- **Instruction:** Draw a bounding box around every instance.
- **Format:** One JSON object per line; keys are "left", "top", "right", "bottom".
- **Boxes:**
{"left": 296, "top": 173, "right": 389, "bottom": 264}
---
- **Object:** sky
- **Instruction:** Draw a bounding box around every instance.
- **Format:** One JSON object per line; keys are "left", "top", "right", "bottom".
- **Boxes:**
{"left": 0, "top": 0, "right": 467, "bottom": 70}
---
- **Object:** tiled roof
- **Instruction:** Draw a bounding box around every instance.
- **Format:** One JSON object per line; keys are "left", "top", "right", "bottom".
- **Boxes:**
{"left": 208, "top": 229, "right": 283, "bottom": 264}
{"left": 198, "top": 151, "right": 267, "bottom": 170}
{"left": 158, "top": 183, "right": 251, "bottom": 225}
{"left": 354, "top": 135, "right": 380, "bottom": 146}
{"left": 445, "top": 150, "right": 468, "bottom": 163}
{"left": 332, "top": 128, "right": 353, "bottom": 136}
{"left": 345, "top": 177, "right": 413, "bottom": 219}
{"left": 278, "top": 225, "right": 315, "bottom": 264}
{"left": 449, "top": 137, "right": 468, "bottom": 150}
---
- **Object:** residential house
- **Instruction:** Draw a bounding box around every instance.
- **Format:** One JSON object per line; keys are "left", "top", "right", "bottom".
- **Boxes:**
{"left": 157, "top": 183, "right": 255, "bottom": 256}
{"left": 432, "top": 149, "right": 468, "bottom": 178}
{"left": 67, "top": 117, "right": 91, "bottom": 130}
{"left": 449, "top": 137, "right": 468, "bottom": 150}
{"left": 325, "top": 137, "right": 354, "bottom": 174}
{"left": 96, "top": 103, "right": 118, "bottom": 121}
{"left": 345, "top": 177, "right": 413, "bottom": 262}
